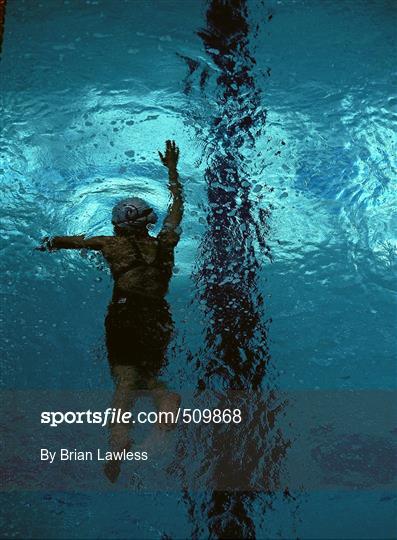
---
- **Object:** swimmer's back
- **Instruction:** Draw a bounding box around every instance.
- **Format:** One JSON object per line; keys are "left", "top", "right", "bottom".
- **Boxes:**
{"left": 101, "top": 235, "right": 176, "bottom": 300}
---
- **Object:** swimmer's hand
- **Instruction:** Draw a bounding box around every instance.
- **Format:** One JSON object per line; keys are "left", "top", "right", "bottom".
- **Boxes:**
{"left": 36, "top": 237, "right": 52, "bottom": 251}
{"left": 158, "top": 140, "right": 179, "bottom": 170}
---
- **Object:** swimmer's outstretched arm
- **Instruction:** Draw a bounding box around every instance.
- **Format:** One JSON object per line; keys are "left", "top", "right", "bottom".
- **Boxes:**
{"left": 158, "top": 140, "right": 183, "bottom": 246}
{"left": 37, "top": 235, "right": 108, "bottom": 251}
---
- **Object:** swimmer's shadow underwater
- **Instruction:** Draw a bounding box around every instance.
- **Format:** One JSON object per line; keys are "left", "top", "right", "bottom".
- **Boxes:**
{"left": 38, "top": 140, "right": 183, "bottom": 483}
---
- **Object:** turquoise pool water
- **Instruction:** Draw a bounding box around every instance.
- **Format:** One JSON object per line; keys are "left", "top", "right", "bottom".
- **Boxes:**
{"left": 1, "top": 0, "right": 396, "bottom": 538}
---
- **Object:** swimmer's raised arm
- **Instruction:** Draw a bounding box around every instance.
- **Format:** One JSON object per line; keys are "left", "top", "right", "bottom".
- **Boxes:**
{"left": 37, "top": 235, "right": 108, "bottom": 251}
{"left": 158, "top": 140, "right": 183, "bottom": 246}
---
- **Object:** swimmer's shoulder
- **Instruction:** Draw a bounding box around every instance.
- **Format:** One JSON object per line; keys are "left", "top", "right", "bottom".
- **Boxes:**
{"left": 100, "top": 235, "right": 128, "bottom": 250}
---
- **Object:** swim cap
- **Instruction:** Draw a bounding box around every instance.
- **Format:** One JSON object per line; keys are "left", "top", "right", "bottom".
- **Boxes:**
{"left": 111, "top": 197, "right": 158, "bottom": 229}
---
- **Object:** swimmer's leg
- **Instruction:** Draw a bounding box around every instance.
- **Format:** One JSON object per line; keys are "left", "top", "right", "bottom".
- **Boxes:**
{"left": 147, "top": 378, "right": 181, "bottom": 431}
{"left": 105, "top": 365, "right": 138, "bottom": 483}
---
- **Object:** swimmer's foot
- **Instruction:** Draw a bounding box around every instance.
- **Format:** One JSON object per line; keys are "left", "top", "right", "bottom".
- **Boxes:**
{"left": 103, "top": 441, "right": 131, "bottom": 483}
{"left": 153, "top": 390, "right": 181, "bottom": 431}
{"left": 104, "top": 460, "right": 121, "bottom": 483}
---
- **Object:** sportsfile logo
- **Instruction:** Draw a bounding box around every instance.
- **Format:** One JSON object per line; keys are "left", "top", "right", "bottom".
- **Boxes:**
{"left": 40, "top": 408, "right": 243, "bottom": 427}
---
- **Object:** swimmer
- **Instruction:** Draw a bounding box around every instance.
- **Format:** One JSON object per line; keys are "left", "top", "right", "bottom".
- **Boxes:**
{"left": 39, "top": 140, "right": 183, "bottom": 482}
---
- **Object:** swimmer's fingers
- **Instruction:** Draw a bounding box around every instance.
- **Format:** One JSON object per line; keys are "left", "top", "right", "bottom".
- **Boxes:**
{"left": 169, "top": 140, "right": 179, "bottom": 165}
{"left": 159, "top": 140, "right": 179, "bottom": 168}
{"left": 35, "top": 236, "right": 50, "bottom": 251}
{"left": 159, "top": 141, "right": 172, "bottom": 165}
{"left": 158, "top": 150, "right": 166, "bottom": 165}
{"left": 170, "top": 140, "right": 178, "bottom": 156}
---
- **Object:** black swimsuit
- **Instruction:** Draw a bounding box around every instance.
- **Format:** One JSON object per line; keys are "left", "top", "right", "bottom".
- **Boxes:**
{"left": 105, "top": 239, "right": 173, "bottom": 382}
